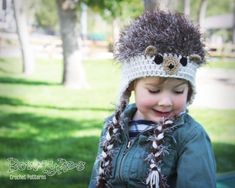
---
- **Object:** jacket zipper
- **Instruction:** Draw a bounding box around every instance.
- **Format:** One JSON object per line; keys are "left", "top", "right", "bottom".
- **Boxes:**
{"left": 127, "top": 140, "right": 132, "bottom": 149}
{"left": 117, "top": 125, "right": 155, "bottom": 182}
{"left": 118, "top": 137, "right": 137, "bottom": 182}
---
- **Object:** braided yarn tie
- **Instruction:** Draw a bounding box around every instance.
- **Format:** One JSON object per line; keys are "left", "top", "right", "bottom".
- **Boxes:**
{"left": 96, "top": 96, "right": 128, "bottom": 188}
{"left": 96, "top": 92, "right": 130, "bottom": 188}
{"left": 146, "top": 119, "right": 173, "bottom": 188}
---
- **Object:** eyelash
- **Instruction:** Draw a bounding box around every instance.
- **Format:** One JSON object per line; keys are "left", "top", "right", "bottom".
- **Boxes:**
{"left": 148, "top": 89, "right": 160, "bottom": 94}
{"left": 148, "top": 90, "right": 184, "bottom": 94}
{"left": 174, "top": 90, "right": 184, "bottom": 94}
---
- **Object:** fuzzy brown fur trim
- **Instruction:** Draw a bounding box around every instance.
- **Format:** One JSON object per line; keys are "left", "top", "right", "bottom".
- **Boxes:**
{"left": 114, "top": 11, "right": 205, "bottom": 64}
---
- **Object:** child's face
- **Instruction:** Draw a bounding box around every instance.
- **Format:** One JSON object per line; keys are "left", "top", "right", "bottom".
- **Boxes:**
{"left": 133, "top": 77, "right": 189, "bottom": 123}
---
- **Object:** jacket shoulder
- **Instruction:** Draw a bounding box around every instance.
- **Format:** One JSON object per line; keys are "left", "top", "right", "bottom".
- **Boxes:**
{"left": 173, "top": 114, "right": 211, "bottom": 148}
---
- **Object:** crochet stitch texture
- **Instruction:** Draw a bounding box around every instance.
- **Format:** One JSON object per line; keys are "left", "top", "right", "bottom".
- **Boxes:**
{"left": 120, "top": 54, "right": 199, "bottom": 104}
{"left": 114, "top": 11, "right": 205, "bottom": 104}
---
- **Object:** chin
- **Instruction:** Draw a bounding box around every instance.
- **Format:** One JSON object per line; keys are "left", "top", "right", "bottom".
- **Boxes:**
{"left": 150, "top": 114, "right": 175, "bottom": 123}
{"left": 149, "top": 117, "right": 163, "bottom": 123}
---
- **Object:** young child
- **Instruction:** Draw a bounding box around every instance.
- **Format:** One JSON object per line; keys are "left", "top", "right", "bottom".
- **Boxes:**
{"left": 89, "top": 11, "right": 216, "bottom": 188}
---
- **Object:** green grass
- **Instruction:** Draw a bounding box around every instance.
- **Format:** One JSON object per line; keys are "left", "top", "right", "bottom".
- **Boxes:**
{"left": 0, "top": 57, "right": 235, "bottom": 187}
{"left": 205, "top": 58, "right": 235, "bottom": 69}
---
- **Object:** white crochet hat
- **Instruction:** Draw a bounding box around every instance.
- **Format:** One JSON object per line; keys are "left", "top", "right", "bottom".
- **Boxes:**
{"left": 115, "top": 11, "right": 205, "bottom": 104}
{"left": 120, "top": 52, "right": 200, "bottom": 104}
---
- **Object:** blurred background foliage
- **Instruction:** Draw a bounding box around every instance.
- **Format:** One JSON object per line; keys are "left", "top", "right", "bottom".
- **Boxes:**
{"left": 32, "top": 0, "right": 234, "bottom": 36}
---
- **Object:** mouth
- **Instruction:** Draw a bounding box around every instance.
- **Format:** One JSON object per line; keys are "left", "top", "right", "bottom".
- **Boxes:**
{"left": 152, "top": 109, "right": 172, "bottom": 117}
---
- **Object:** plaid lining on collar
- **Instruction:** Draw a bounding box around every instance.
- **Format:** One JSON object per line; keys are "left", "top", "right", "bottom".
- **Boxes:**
{"left": 129, "top": 120, "right": 156, "bottom": 138}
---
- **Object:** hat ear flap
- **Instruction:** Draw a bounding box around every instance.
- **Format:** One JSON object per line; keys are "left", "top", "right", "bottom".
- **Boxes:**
{"left": 144, "top": 45, "right": 158, "bottom": 57}
{"left": 189, "top": 54, "right": 202, "bottom": 63}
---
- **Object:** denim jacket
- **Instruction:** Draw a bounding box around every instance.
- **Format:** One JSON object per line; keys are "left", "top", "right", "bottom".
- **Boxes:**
{"left": 89, "top": 104, "right": 216, "bottom": 188}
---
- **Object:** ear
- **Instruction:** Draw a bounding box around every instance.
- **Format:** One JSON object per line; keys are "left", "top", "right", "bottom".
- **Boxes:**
{"left": 128, "top": 81, "right": 135, "bottom": 91}
{"left": 189, "top": 54, "right": 202, "bottom": 63}
{"left": 144, "top": 45, "right": 158, "bottom": 57}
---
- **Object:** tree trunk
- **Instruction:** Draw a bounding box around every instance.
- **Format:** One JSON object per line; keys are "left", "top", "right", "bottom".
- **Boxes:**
{"left": 197, "top": 0, "right": 208, "bottom": 31}
{"left": 143, "top": 0, "right": 159, "bottom": 12}
{"left": 143, "top": 0, "right": 177, "bottom": 12}
{"left": 13, "top": 0, "right": 34, "bottom": 75}
{"left": 80, "top": 2, "right": 87, "bottom": 40}
{"left": 112, "top": 18, "right": 120, "bottom": 44}
{"left": 183, "top": 0, "right": 190, "bottom": 16}
{"left": 56, "top": 0, "right": 88, "bottom": 88}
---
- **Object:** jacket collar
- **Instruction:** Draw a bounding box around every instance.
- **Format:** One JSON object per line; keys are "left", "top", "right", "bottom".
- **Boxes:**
{"left": 121, "top": 103, "right": 186, "bottom": 129}
{"left": 120, "top": 103, "right": 186, "bottom": 144}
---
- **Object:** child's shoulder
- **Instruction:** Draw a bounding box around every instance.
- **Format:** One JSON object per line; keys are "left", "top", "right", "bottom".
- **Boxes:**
{"left": 174, "top": 113, "right": 211, "bottom": 145}
{"left": 182, "top": 113, "right": 205, "bottom": 132}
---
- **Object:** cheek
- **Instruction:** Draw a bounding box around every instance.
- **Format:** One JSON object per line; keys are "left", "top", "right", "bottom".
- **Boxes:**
{"left": 137, "top": 98, "right": 153, "bottom": 108}
{"left": 135, "top": 92, "right": 154, "bottom": 109}
{"left": 173, "top": 94, "right": 188, "bottom": 111}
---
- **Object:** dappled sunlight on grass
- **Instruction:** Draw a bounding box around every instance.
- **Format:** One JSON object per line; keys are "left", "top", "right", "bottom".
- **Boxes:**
{"left": 0, "top": 110, "right": 102, "bottom": 142}
{"left": 0, "top": 58, "right": 114, "bottom": 187}
{"left": 0, "top": 159, "right": 10, "bottom": 177}
{"left": 213, "top": 142, "right": 235, "bottom": 173}
{"left": 189, "top": 107, "right": 235, "bottom": 144}
{"left": 71, "top": 129, "right": 101, "bottom": 138}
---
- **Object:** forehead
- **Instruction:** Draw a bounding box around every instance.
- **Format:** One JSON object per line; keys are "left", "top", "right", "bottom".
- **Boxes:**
{"left": 140, "top": 77, "right": 188, "bottom": 86}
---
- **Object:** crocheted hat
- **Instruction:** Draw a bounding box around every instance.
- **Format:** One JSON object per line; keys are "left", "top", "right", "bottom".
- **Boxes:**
{"left": 114, "top": 11, "right": 205, "bottom": 104}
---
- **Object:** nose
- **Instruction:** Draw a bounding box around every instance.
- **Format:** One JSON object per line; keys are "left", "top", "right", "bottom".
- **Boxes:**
{"left": 158, "top": 94, "right": 172, "bottom": 107}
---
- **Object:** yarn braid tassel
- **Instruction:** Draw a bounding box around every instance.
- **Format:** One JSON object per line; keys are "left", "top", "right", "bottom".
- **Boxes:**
{"left": 146, "top": 118, "right": 174, "bottom": 188}
{"left": 146, "top": 169, "right": 160, "bottom": 188}
{"left": 96, "top": 93, "right": 129, "bottom": 188}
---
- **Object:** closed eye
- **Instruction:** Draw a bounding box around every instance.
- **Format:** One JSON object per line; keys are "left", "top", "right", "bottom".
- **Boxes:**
{"left": 148, "top": 89, "right": 160, "bottom": 94}
{"left": 174, "top": 90, "right": 184, "bottom": 94}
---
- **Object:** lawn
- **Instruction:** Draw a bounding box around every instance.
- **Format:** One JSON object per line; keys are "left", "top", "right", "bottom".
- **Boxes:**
{"left": 205, "top": 58, "right": 235, "bottom": 69}
{"left": 0, "top": 57, "right": 234, "bottom": 188}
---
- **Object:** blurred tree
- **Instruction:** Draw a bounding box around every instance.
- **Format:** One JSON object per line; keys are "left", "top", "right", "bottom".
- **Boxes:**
{"left": 56, "top": 0, "right": 88, "bottom": 88}
{"left": 85, "top": 0, "right": 143, "bottom": 46}
{"left": 178, "top": 0, "right": 233, "bottom": 22}
{"left": 206, "top": 0, "right": 234, "bottom": 16}
{"left": 13, "top": 0, "right": 34, "bottom": 75}
{"left": 107, "top": 0, "right": 142, "bottom": 43}
{"left": 143, "top": 0, "right": 178, "bottom": 12}
{"left": 55, "top": 0, "right": 143, "bottom": 88}
{"left": 84, "top": 0, "right": 115, "bottom": 41}
{"left": 183, "top": 0, "right": 190, "bottom": 15}
{"left": 35, "top": 0, "right": 58, "bottom": 34}
{"left": 198, "top": 0, "right": 208, "bottom": 31}
{"left": 143, "top": 0, "right": 158, "bottom": 11}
